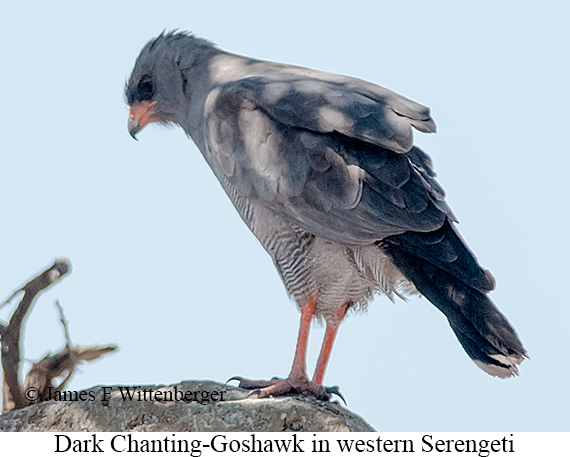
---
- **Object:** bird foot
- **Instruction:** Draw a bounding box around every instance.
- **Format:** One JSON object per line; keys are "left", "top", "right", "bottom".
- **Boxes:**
{"left": 226, "top": 375, "right": 345, "bottom": 404}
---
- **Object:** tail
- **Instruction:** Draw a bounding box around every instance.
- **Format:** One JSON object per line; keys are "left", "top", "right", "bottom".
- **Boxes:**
{"left": 381, "top": 220, "right": 527, "bottom": 378}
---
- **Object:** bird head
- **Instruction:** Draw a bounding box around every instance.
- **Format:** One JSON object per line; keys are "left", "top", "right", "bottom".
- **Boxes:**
{"left": 125, "top": 31, "right": 204, "bottom": 139}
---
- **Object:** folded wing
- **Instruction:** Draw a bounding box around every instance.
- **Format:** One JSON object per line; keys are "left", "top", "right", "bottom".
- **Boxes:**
{"left": 204, "top": 73, "right": 452, "bottom": 244}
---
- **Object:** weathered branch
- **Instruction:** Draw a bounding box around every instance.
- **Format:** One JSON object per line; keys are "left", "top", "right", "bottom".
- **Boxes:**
{"left": 49, "top": 299, "right": 76, "bottom": 392}
{"left": 54, "top": 299, "right": 72, "bottom": 349}
{"left": 24, "top": 345, "right": 117, "bottom": 403}
{"left": 1, "top": 258, "right": 71, "bottom": 412}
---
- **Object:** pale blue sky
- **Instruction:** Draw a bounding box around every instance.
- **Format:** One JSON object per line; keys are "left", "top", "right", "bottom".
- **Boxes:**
{"left": 1, "top": 1, "right": 568, "bottom": 431}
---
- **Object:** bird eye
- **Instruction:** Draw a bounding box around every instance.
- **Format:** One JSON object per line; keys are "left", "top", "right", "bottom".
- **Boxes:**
{"left": 137, "top": 74, "right": 154, "bottom": 100}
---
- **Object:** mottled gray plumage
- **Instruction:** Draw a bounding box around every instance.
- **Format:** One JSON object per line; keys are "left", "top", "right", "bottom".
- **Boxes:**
{"left": 126, "top": 31, "right": 526, "bottom": 385}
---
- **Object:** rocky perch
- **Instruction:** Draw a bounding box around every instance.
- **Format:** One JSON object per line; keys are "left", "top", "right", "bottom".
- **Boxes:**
{"left": 0, "top": 380, "right": 374, "bottom": 432}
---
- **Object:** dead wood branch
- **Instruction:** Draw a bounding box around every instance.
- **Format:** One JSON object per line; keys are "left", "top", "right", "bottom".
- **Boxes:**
{"left": 1, "top": 258, "right": 117, "bottom": 413}
{"left": 1, "top": 258, "right": 71, "bottom": 412}
{"left": 24, "top": 345, "right": 117, "bottom": 403}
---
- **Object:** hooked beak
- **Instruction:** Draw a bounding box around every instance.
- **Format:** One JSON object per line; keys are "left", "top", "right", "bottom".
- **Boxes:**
{"left": 128, "top": 101, "right": 157, "bottom": 140}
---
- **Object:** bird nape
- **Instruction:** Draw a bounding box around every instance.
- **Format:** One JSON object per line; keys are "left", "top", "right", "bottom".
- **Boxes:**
{"left": 125, "top": 31, "right": 526, "bottom": 400}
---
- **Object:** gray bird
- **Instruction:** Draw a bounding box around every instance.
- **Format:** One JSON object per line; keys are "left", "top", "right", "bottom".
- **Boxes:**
{"left": 126, "top": 31, "right": 526, "bottom": 399}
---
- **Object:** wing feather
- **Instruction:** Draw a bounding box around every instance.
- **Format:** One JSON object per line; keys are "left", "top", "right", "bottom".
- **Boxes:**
{"left": 217, "top": 73, "right": 434, "bottom": 154}
{"left": 203, "top": 73, "right": 450, "bottom": 244}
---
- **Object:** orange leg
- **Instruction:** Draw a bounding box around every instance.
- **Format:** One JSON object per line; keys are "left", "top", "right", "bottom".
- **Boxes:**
{"left": 288, "top": 295, "right": 317, "bottom": 378}
{"left": 230, "top": 296, "right": 346, "bottom": 401}
{"left": 312, "top": 302, "right": 349, "bottom": 385}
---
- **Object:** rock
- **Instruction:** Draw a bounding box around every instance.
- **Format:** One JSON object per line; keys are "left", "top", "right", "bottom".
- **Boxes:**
{"left": 0, "top": 380, "right": 374, "bottom": 432}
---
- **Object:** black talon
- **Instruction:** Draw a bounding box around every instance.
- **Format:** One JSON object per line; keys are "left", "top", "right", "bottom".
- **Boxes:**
{"left": 325, "top": 385, "right": 347, "bottom": 406}
{"left": 246, "top": 388, "right": 262, "bottom": 399}
{"left": 224, "top": 376, "right": 244, "bottom": 389}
